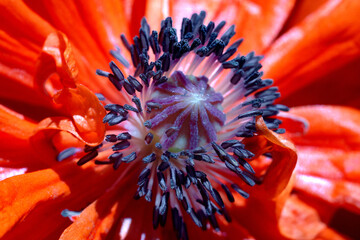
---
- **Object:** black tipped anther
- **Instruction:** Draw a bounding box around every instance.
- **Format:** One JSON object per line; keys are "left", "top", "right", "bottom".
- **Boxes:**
{"left": 144, "top": 120, "right": 152, "bottom": 129}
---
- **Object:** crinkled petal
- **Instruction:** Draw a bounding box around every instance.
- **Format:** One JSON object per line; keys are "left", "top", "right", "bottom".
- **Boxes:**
{"left": 29, "top": 94, "right": 105, "bottom": 166}
{"left": 0, "top": 2, "right": 127, "bottom": 107}
{"left": 280, "top": 0, "right": 332, "bottom": 33}
{"left": 0, "top": 105, "right": 36, "bottom": 140}
{"left": 0, "top": 0, "right": 53, "bottom": 46}
{"left": 290, "top": 106, "right": 360, "bottom": 214}
{"left": 31, "top": 91, "right": 105, "bottom": 161}
{"left": 225, "top": 117, "right": 296, "bottom": 239}
{"left": 263, "top": 0, "right": 360, "bottom": 100}
{"left": 26, "top": 0, "right": 130, "bottom": 102}
{"left": 245, "top": 117, "right": 297, "bottom": 198}
{"left": 32, "top": 32, "right": 106, "bottom": 149}
{"left": 279, "top": 195, "right": 326, "bottom": 239}
{"left": 289, "top": 105, "right": 360, "bottom": 150}
{"left": 60, "top": 167, "right": 139, "bottom": 240}
{"left": 0, "top": 161, "right": 118, "bottom": 239}
{"left": 0, "top": 105, "right": 46, "bottom": 172}
{"left": 295, "top": 174, "right": 360, "bottom": 214}
{"left": 52, "top": 84, "right": 106, "bottom": 145}
{"left": 35, "top": 31, "right": 78, "bottom": 96}
{"left": 29, "top": 83, "right": 106, "bottom": 165}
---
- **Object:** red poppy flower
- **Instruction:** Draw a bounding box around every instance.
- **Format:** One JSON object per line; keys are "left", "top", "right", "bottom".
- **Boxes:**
{"left": 1, "top": 0, "right": 360, "bottom": 239}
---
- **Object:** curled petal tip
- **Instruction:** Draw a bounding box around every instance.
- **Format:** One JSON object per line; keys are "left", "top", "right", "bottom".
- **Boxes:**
{"left": 35, "top": 31, "right": 78, "bottom": 97}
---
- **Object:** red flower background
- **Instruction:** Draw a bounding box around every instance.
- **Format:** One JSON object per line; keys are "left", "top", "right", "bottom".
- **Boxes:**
{"left": 0, "top": 0, "right": 360, "bottom": 239}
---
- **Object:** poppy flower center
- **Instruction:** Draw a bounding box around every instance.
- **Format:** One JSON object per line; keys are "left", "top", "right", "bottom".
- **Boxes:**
{"left": 144, "top": 71, "right": 225, "bottom": 151}
{"left": 59, "top": 11, "right": 289, "bottom": 238}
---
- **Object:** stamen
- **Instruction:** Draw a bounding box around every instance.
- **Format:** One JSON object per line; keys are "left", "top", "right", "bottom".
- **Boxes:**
{"left": 221, "top": 184, "right": 235, "bottom": 203}
{"left": 143, "top": 153, "right": 156, "bottom": 163}
{"left": 61, "top": 209, "right": 82, "bottom": 221}
{"left": 112, "top": 140, "right": 130, "bottom": 151}
{"left": 110, "top": 49, "right": 130, "bottom": 68}
{"left": 57, "top": 147, "right": 80, "bottom": 162}
{"left": 231, "top": 183, "right": 250, "bottom": 199}
{"left": 144, "top": 133, "right": 154, "bottom": 144}
{"left": 95, "top": 69, "right": 110, "bottom": 77}
{"left": 122, "top": 152, "right": 137, "bottom": 163}
{"left": 77, "top": 150, "right": 98, "bottom": 166}
{"left": 117, "top": 132, "right": 131, "bottom": 140}
{"left": 95, "top": 93, "right": 106, "bottom": 101}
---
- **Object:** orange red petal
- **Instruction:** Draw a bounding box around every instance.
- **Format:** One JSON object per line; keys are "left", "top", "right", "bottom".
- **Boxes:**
{"left": 0, "top": 0, "right": 52, "bottom": 46}
{"left": 226, "top": 117, "right": 297, "bottom": 239}
{"left": 60, "top": 185, "right": 123, "bottom": 240}
{"left": 263, "top": 0, "right": 360, "bottom": 100}
{"left": 32, "top": 32, "right": 106, "bottom": 151}
{"left": 316, "top": 227, "right": 350, "bottom": 240}
{"left": 279, "top": 194, "right": 326, "bottom": 239}
{"left": 0, "top": 165, "right": 72, "bottom": 239}
{"left": 289, "top": 105, "right": 360, "bottom": 215}
{"left": 295, "top": 174, "right": 360, "bottom": 215}
{"left": 228, "top": 0, "right": 296, "bottom": 53}
{"left": 0, "top": 30, "right": 56, "bottom": 114}
{"left": 35, "top": 31, "right": 78, "bottom": 96}
{"left": 279, "top": 58, "right": 360, "bottom": 109}
{"left": 246, "top": 117, "right": 297, "bottom": 199}
{"left": 290, "top": 106, "right": 360, "bottom": 150}
{"left": 0, "top": 105, "right": 36, "bottom": 140}
{"left": 0, "top": 105, "right": 43, "bottom": 168}
{"left": 148, "top": 0, "right": 295, "bottom": 54}
{"left": 52, "top": 84, "right": 106, "bottom": 145}
{"left": 59, "top": 171, "right": 137, "bottom": 240}
{"left": 0, "top": 161, "right": 118, "bottom": 240}
{"left": 279, "top": 0, "right": 329, "bottom": 34}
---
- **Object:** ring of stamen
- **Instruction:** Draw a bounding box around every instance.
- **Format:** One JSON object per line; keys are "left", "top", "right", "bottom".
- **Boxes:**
{"left": 58, "top": 11, "right": 289, "bottom": 239}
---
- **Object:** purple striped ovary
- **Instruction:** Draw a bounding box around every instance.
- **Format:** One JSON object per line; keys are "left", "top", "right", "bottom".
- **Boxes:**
{"left": 145, "top": 71, "right": 225, "bottom": 151}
